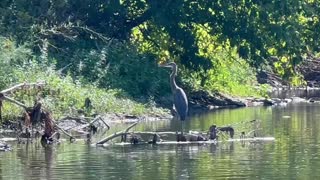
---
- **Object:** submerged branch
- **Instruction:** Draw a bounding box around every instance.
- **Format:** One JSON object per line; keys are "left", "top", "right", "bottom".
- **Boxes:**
{"left": 96, "top": 119, "right": 141, "bottom": 145}
{"left": 54, "top": 122, "right": 76, "bottom": 140}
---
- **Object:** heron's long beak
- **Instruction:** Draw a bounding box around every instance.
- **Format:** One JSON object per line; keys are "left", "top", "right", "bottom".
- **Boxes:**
{"left": 158, "top": 63, "right": 171, "bottom": 68}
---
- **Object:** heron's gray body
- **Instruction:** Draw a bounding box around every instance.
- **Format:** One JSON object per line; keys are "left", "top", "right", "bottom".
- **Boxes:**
{"left": 160, "top": 62, "right": 188, "bottom": 121}
{"left": 174, "top": 87, "right": 188, "bottom": 121}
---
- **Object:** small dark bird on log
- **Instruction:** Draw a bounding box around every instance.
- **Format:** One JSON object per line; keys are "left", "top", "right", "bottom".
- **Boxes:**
{"left": 218, "top": 126, "right": 235, "bottom": 138}
{"left": 130, "top": 134, "right": 140, "bottom": 144}
{"left": 208, "top": 125, "right": 217, "bottom": 140}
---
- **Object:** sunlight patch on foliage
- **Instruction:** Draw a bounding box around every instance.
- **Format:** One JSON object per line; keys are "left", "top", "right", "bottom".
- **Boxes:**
{"left": 185, "top": 23, "right": 265, "bottom": 97}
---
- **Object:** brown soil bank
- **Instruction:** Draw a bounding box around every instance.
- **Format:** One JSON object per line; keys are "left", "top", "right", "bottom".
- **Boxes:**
{"left": 298, "top": 54, "right": 320, "bottom": 88}
{"left": 188, "top": 90, "right": 267, "bottom": 113}
{"left": 256, "top": 54, "right": 320, "bottom": 89}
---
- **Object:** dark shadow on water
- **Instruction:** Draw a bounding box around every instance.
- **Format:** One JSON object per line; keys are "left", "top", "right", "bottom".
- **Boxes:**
{"left": 44, "top": 146, "right": 54, "bottom": 180}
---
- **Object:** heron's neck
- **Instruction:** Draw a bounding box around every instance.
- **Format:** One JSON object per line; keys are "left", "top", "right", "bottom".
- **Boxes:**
{"left": 170, "top": 68, "right": 178, "bottom": 92}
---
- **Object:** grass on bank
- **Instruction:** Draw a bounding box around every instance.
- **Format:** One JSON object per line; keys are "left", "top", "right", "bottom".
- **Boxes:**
{"left": 1, "top": 62, "right": 169, "bottom": 121}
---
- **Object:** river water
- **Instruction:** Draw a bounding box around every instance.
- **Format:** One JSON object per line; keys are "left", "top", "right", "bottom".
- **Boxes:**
{"left": 2, "top": 101, "right": 320, "bottom": 179}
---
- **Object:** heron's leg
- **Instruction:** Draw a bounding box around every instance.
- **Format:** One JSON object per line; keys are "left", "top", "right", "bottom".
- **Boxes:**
{"left": 181, "top": 120, "right": 184, "bottom": 135}
{"left": 176, "top": 121, "right": 186, "bottom": 142}
{"left": 179, "top": 121, "right": 187, "bottom": 142}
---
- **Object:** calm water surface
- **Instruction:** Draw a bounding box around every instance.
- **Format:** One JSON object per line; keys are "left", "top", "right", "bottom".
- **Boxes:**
{"left": 2, "top": 102, "right": 320, "bottom": 179}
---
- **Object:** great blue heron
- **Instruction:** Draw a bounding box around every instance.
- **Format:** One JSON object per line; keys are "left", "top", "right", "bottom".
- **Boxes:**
{"left": 159, "top": 62, "right": 188, "bottom": 141}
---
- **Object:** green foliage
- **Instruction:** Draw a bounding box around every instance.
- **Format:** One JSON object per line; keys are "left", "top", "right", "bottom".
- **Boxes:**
{"left": 1, "top": 1, "right": 320, "bottom": 70}
{"left": 177, "top": 23, "right": 265, "bottom": 97}
{"left": 127, "top": 0, "right": 320, "bottom": 70}
{"left": 1, "top": 0, "right": 319, "bottom": 100}
{"left": 181, "top": 46, "right": 263, "bottom": 97}
{"left": 0, "top": 38, "right": 33, "bottom": 89}
{"left": 289, "top": 74, "right": 306, "bottom": 87}
{"left": 67, "top": 40, "right": 171, "bottom": 98}
{"left": 0, "top": 37, "right": 169, "bottom": 121}
{"left": 273, "top": 56, "right": 306, "bottom": 86}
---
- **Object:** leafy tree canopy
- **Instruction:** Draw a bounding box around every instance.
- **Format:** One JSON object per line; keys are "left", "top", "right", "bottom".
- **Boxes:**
{"left": 1, "top": 0, "right": 319, "bottom": 86}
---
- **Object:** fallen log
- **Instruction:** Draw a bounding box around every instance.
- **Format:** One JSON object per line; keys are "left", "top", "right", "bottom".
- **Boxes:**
{"left": 96, "top": 132, "right": 164, "bottom": 145}
{"left": 101, "top": 137, "right": 276, "bottom": 146}
{"left": 96, "top": 130, "right": 208, "bottom": 145}
{"left": 95, "top": 125, "right": 269, "bottom": 146}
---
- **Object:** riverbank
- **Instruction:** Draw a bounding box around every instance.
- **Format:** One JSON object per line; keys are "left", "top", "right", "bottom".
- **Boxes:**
{"left": 187, "top": 87, "right": 320, "bottom": 113}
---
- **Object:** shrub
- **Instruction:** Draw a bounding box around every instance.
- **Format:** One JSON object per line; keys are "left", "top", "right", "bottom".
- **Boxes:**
{"left": 66, "top": 40, "right": 171, "bottom": 99}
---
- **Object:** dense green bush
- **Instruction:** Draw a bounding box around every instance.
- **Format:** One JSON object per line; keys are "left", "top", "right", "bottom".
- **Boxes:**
{"left": 67, "top": 40, "right": 171, "bottom": 98}
{"left": 0, "top": 37, "right": 33, "bottom": 89}
{"left": 180, "top": 47, "right": 266, "bottom": 97}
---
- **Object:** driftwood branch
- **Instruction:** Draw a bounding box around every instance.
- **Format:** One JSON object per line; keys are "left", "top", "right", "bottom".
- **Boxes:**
{"left": 0, "top": 82, "right": 46, "bottom": 95}
{"left": 72, "top": 117, "right": 101, "bottom": 131}
{"left": 73, "top": 26, "right": 111, "bottom": 43}
{"left": 0, "top": 95, "right": 28, "bottom": 109}
{"left": 0, "top": 82, "right": 46, "bottom": 110}
{"left": 96, "top": 120, "right": 141, "bottom": 145}
{"left": 98, "top": 118, "right": 110, "bottom": 130}
{"left": 67, "top": 116, "right": 110, "bottom": 132}
{"left": 49, "top": 132, "right": 58, "bottom": 139}
{"left": 96, "top": 132, "right": 127, "bottom": 144}
{"left": 124, "top": 121, "right": 140, "bottom": 133}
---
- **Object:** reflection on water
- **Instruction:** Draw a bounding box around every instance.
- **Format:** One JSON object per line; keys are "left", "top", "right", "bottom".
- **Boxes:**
{"left": 1, "top": 102, "right": 320, "bottom": 179}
